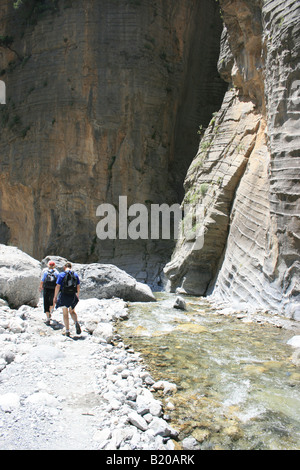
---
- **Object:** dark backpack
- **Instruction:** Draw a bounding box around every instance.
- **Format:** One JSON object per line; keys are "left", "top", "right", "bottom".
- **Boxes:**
{"left": 44, "top": 270, "right": 57, "bottom": 290}
{"left": 62, "top": 271, "right": 78, "bottom": 295}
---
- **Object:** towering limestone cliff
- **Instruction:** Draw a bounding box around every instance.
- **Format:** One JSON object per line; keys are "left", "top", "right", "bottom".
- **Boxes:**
{"left": 0, "top": 0, "right": 225, "bottom": 284}
{"left": 164, "top": 0, "right": 300, "bottom": 319}
{"left": 1, "top": 0, "right": 299, "bottom": 319}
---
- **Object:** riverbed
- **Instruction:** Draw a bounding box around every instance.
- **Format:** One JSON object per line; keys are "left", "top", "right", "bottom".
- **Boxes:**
{"left": 117, "top": 293, "right": 300, "bottom": 450}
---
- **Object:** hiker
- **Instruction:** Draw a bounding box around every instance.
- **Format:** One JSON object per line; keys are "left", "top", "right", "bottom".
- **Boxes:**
{"left": 54, "top": 262, "right": 81, "bottom": 337}
{"left": 39, "top": 260, "right": 59, "bottom": 325}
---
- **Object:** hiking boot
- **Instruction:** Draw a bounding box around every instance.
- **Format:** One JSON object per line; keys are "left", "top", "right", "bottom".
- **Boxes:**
{"left": 75, "top": 322, "right": 81, "bottom": 335}
{"left": 63, "top": 330, "right": 70, "bottom": 337}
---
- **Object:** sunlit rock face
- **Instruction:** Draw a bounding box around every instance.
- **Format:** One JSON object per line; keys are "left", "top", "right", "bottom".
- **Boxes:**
{"left": 164, "top": 0, "right": 300, "bottom": 319}
{"left": 0, "top": 0, "right": 225, "bottom": 285}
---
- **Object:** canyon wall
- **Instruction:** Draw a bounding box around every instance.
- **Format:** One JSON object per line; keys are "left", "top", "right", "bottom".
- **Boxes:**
{"left": 0, "top": 0, "right": 225, "bottom": 285}
{"left": 1, "top": 0, "right": 299, "bottom": 318}
{"left": 164, "top": 0, "right": 300, "bottom": 319}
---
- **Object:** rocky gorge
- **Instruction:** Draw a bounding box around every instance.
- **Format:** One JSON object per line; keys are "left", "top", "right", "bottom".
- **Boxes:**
{"left": 0, "top": 0, "right": 299, "bottom": 317}
{"left": 0, "top": 244, "right": 300, "bottom": 450}
{"left": 0, "top": 0, "right": 300, "bottom": 452}
{"left": 164, "top": 0, "right": 300, "bottom": 319}
{"left": 0, "top": 0, "right": 226, "bottom": 285}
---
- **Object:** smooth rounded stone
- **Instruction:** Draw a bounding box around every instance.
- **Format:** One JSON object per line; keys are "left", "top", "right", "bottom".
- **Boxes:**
{"left": 25, "top": 392, "right": 59, "bottom": 407}
{"left": 108, "top": 398, "right": 122, "bottom": 411}
{"left": 287, "top": 336, "right": 300, "bottom": 348}
{"left": 128, "top": 411, "right": 148, "bottom": 431}
{"left": 151, "top": 380, "right": 177, "bottom": 395}
{"left": 149, "top": 401, "right": 163, "bottom": 417}
{"left": 223, "top": 424, "right": 243, "bottom": 441}
{"left": 1, "top": 349, "right": 15, "bottom": 365}
{"left": 8, "top": 318, "right": 26, "bottom": 334}
{"left": 135, "top": 388, "right": 162, "bottom": 417}
{"left": 71, "top": 263, "right": 156, "bottom": 302}
{"left": 148, "top": 417, "right": 178, "bottom": 438}
{"left": 182, "top": 436, "right": 201, "bottom": 450}
{"left": 92, "top": 323, "right": 114, "bottom": 344}
{"left": 144, "top": 375, "right": 155, "bottom": 386}
{"left": 0, "top": 245, "right": 41, "bottom": 309}
{"left": 165, "top": 400, "right": 175, "bottom": 411}
{"left": 173, "top": 296, "right": 187, "bottom": 310}
{"left": 192, "top": 428, "right": 210, "bottom": 443}
{"left": 121, "top": 369, "right": 131, "bottom": 379}
{"left": 126, "top": 390, "right": 137, "bottom": 402}
{"left": 0, "top": 393, "right": 20, "bottom": 412}
{"left": 136, "top": 396, "right": 150, "bottom": 416}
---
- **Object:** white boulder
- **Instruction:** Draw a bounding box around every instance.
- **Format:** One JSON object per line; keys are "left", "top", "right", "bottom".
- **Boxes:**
{"left": 0, "top": 393, "right": 20, "bottom": 412}
{"left": 287, "top": 335, "right": 300, "bottom": 348}
{"left": 0, "top": 245, "right": 41, "bottom": 308}
{"left": 73, "top": 263, "right": 156, "bottom": 302}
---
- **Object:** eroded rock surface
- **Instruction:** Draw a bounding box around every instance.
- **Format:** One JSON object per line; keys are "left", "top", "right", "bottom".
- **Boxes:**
{"left": 0, "top": 0, "right": 226, "bottom": 284}
{"left": 164, "top": 0, "right": 300, "bottom": 319}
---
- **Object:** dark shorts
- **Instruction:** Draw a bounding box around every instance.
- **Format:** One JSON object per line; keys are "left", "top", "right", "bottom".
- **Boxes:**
{"left": 56, "top": 292, "right": 79, "bottom": 310}
{"left": 43, "top": 289, "right": 55, "bottom": 313}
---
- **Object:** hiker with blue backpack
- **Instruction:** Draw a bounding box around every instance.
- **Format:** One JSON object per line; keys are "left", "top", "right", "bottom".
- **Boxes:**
{"left": 54, "top": 262, "right": 81, "bottom": 337}
{"left": 39, "top": 260, "right": 59, "bottom": 326}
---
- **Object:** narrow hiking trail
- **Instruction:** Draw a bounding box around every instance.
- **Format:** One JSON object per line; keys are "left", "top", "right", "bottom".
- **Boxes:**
{"left": 0, "top": 300, "right": 177, "bottom": 450}
{"left": 0, "top": 307, "right": 113, "bottom": 449}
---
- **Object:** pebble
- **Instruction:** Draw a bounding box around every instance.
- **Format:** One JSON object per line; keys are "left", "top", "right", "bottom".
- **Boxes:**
{"left": 173, "top": 296, "right": 187, "bottom": 311}
{"left": 151, "top": 380, "right": 177, "bottom": 395}
{"left": 287, "top": 335, "right": 300, "bottom": 348}
{"left": 128, "top": 411, "right": 148, "bottom": 431}
{"left": 0, "top": 298, "right": 178, "bottom": 450}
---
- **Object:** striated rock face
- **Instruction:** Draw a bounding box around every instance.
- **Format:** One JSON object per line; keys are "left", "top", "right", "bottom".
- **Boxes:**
{"left": 164, "top": 0, "right": 300, "bottom": 319}
{"left": 0, "top": 0, "right": 225, "bottom": 284}
{"left": 164, "top": 89, "right": 264, "bottom": 295}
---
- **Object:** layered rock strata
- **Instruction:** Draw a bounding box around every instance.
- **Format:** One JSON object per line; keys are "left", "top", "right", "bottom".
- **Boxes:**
{"left": 164, "top": 0, "right": 300, "bottom": 319}
{"left": 0, "top": 0, "right": 225, "bottom": 284}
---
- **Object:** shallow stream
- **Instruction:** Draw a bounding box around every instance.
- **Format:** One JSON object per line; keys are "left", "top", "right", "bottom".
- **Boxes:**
{"left": 117, "top": 293, "right": 300, "bottom": 450}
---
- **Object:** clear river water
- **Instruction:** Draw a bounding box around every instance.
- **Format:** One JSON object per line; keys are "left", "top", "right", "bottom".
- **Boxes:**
{"left": 117, "top": 293, "right": 300, "bottom": 450}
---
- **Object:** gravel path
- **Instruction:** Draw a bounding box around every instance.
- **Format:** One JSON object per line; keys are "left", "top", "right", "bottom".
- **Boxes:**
{"left": 0, "top": 299, "right": 178, "bottom": 450}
